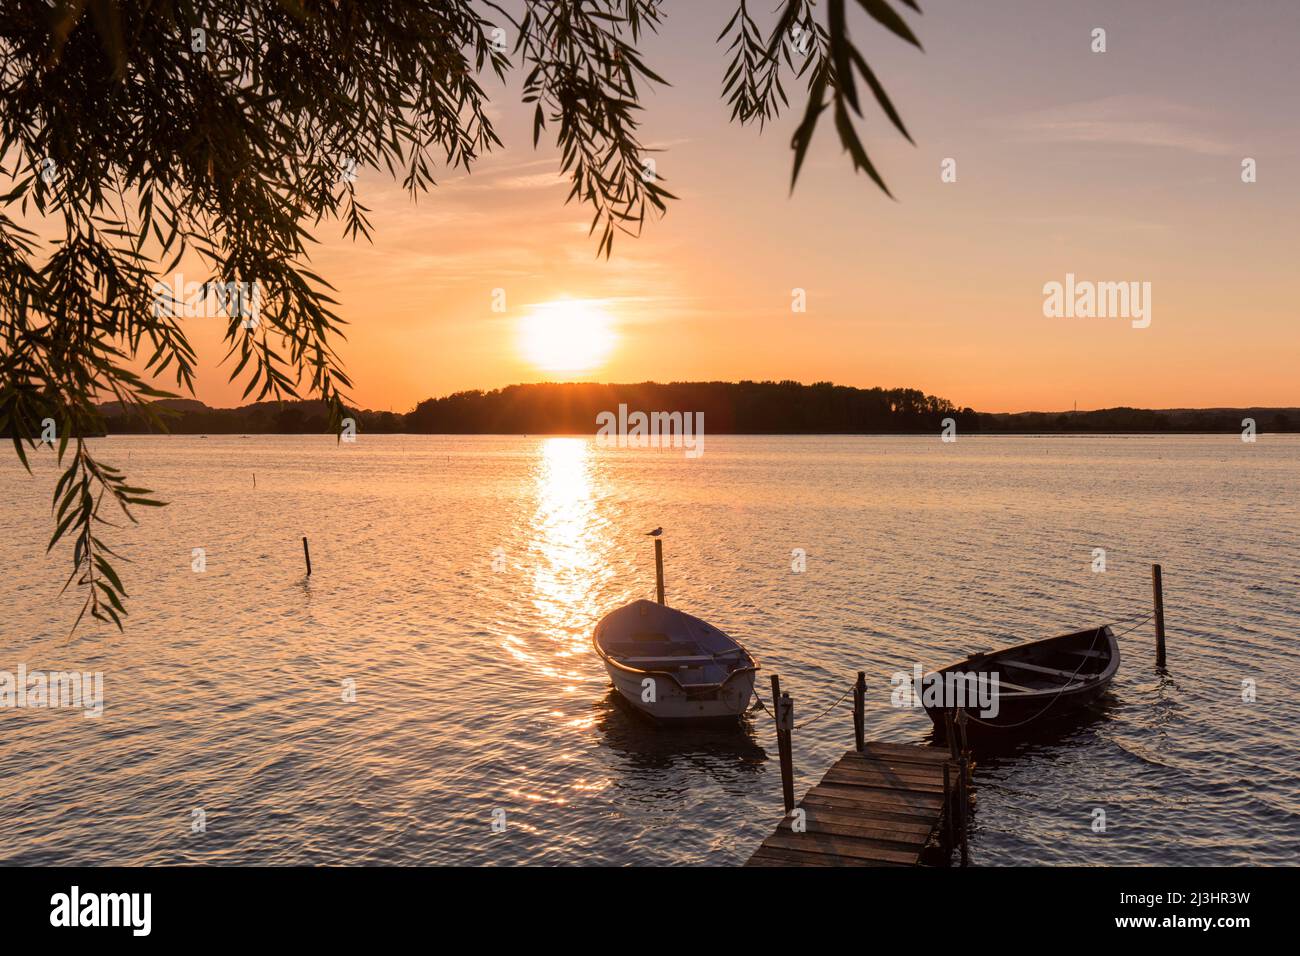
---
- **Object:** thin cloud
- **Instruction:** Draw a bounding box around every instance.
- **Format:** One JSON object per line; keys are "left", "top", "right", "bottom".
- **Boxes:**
{"left": 997, "top": 94, "right": 1236, "bottom": 156}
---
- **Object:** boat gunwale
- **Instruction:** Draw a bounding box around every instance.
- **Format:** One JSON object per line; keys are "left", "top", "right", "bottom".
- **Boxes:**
{"left": 593, "top": 639, "right": 761, "bottom": 690}
{"left": 922, "top": 625, "right": 1120, "bottom": 701}
{"left": 592, "top": 602, "right": 761, "bottom": 692}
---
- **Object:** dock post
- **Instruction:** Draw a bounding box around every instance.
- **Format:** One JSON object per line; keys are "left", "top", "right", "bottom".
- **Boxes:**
{"left": 302, "top": 536, "right": 312, "bottom": 576}
{"left": 1152, "top": 563, "right": 1166, "bottom": 668}
{"left": 955, "top": 709, "right": 971, "bottom": 866}
{"left": 943, "top": 710, "right": 959, "bottom": 761}
{"left": 956, "top": 707, "right": 971, "bottom": 772}
{"left": 771, "top": 674, "right": 795, "bottom": 813}
{"left": 853, "top": 671, "right": 865, "bottom": 752}
{"left": 958, "top": 763, "right": 970, "bottom": 867}
{"left": 654, "top": 538, "right": 665, "bottom": 605}
{"left": 942, "top": 761, "right": 954, "bottom": 856}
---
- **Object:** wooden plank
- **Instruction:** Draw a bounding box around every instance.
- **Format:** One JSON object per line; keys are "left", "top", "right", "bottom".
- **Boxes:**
{"left": 831, "top": 757, "right": 948, "bottom": 783}
{"left": 841, "top": 750, "right": 951, "bottom": 775}
{"left": 801, "top": 793, "right": 942, "bottom": 826}
{"left": 745, "top": 859, "right": 814, "bottom": 868}
{"left": 760, "top": 832, "right": 920, "bottom": 865}
{"left": 986, "top": 678, "right": 1037, "bottom": 693}
{"left": 810, "top": 779, "right": 945, "bottom": 806}
{"left": 778, "top": 816, "right": 931, "bottom": 848}
{"left": 795, "top": 807, "right": 934, "bottom": 837}
{"left": 851, "top": 754, "right": 952, "bottom": 776}
{"left": 745, "top": 846, "right": 907, "bottom": 868}
{"left": 831, "top": 755, "right": 945, "bottom": 777}
{"left": 820, "top": 767, "right": 946, "bottom": 794}
{"left": 996, "top": 659, "right": 1086, "bottom": 681}
{"left": 795, "top": 806, "right": 941, "bottom": 832}
{"left": 859, "top": 741, "right": 950, "bottom": 764}
{"left": 805, "top": 781, "right": 944, "bottom": 810}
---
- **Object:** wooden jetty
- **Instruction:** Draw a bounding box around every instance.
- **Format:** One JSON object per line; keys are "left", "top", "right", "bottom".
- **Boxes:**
{"left": 746, "top": 673, "right": 972, "bottom": 867}
{"left": 745, "top": 742, "right": 958, "bottom": 866}
{"left": 743, "top": 564, "right": 1171, "bottom": 866}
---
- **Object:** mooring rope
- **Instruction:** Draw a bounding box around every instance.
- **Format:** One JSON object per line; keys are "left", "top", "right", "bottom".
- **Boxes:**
{"left": 960, "top": 612, "right": 1154, "bottom": 730}
{"left": 792, "top": 684, "right": 855, "bottom": 730}
{"left": 749, "top": 680, "right": 855, "bottom": 729}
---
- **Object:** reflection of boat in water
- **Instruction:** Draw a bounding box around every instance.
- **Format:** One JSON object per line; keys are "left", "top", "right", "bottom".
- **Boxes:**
{"left": 924, "top": 626, "right": 1120, "bottom": 735}
{"left": 593, "top": 600, "right": 759, "bottom": 720}
{"left": 595, "top": 688, "right": 766, "bottom": 776}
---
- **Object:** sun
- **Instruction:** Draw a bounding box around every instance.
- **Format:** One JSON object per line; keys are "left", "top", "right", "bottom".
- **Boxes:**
{"left": 519, "top": 299, "right": 617, "bottom": 373}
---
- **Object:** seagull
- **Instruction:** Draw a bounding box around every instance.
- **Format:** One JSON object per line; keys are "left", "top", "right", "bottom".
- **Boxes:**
{"left": 645, "top": 527, "right": 663, "bottom": 537}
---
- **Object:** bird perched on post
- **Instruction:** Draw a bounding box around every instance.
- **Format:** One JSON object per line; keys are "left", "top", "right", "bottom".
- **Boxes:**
{"left": 645, "top": 527, "right": 663, "bottom": 537}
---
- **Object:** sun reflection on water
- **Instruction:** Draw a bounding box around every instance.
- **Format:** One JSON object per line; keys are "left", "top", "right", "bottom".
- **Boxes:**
{"left": 529, "top": 438, "right": 613, "bottom": 662}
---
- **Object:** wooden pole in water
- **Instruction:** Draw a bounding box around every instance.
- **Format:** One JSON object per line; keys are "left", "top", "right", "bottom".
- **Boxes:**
{"left": 302, "top": 536, "right": 312, "bottom": 576}
{"left": 943, "top": 761, "right": 954, "bottom": 856}
{"left": 771, "top": 674, "right": 795, "bottom": 813}
{"left": 1152, "top": 563, "right": 1166, "bottom": 667}
{"left": 853, "top": 670, "right": 865, "bottom": 752}
{"left": 958, "top": 761, "right": 970, "bottom": 867}
{"left": 955, "top": 708, "right": 971, "bottom": 866}
{"left": 654, "top": 538, "right": 665, "bottom": 605}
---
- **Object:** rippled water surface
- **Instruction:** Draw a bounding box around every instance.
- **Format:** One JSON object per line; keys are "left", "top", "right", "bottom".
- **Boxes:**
{"left": 1, "top": 434, "right": 1297, "bottom": 865}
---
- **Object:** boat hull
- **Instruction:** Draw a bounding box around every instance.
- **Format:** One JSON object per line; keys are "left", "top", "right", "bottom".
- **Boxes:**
{"left": 922, "top": 625, "right": 1120, "bottom": 735}
{"left": 603, "top": 662, "right": 756, "bottom": 720}
{"left": 923, "top": 673, "right": 1114, "bottom": 732}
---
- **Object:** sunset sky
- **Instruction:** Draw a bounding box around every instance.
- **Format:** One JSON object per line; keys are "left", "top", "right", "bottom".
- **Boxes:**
{"left": 148, "top": 1, "right": 1300, "bottom": 412}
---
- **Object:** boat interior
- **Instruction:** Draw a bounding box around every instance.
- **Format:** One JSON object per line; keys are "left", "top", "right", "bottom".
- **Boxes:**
{"left": 602, "top": 631, "right": 749, "bottom": 686}
{"left": 596, "top": 600, "right": 754, "bottom": 687}
{"left": 954, "top": 628, "right": 1113, "bottom": 694}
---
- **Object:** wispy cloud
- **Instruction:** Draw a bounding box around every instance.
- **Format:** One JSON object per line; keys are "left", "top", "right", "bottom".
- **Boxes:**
{"left": 996, "top": 95, "right": 1236, "bottom": 156}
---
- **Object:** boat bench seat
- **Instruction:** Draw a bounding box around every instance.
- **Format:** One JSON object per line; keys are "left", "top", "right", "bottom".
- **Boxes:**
{"left": 988, "top": 677, "right": 1037, "bottom": 694}
{"left": 998, "top": 659, "right": 1091, "bottom": 681}
{"left": 605, "top": 641, "right": 706, "bottom": 659}
{"left": 1064, "top": 648, "right": 1105, "bottom": 659}
{"left": 615, "top": 655, "right": 715, "bottom": 666}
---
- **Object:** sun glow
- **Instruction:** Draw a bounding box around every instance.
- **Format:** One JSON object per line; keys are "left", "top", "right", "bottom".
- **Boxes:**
{"left": 519, "top": 299, "right": 617, "bottom": 373}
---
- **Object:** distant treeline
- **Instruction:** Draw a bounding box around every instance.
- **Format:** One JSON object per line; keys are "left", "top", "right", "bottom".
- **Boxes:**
{"left": 405, "top": 382, "right": 973, "bottom": 434}
{"left": 81, "top": 382, "right": 1299, "bottom": 435}
{"left": 982, "top": 407, "right": 1298, "bottom": 433}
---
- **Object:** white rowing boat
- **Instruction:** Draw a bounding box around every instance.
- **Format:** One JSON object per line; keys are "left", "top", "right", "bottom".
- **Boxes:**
{"left": 593, "top": 599, "right": 759, "bottom": 720}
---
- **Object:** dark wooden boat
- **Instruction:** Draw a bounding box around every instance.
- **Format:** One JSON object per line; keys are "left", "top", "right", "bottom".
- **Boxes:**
{"left": 923, "top": 625, "right": 1119, "bottom": 734}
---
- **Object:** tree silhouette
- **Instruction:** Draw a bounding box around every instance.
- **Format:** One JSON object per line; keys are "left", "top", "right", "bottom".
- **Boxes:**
{"left": 0, "top": 0, "right": 922, "bottom": 630}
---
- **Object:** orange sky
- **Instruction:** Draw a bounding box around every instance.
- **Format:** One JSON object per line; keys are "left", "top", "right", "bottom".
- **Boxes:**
{"left": 47, "top": 2, "right": 1300, "bottom": 413}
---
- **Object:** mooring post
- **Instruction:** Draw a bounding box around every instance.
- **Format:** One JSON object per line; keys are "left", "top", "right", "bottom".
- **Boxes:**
{"left": 302, "top": 536, "right": 312, "bottom": 576}
{"left": 943, "top": 709, "right": 959, "bottom": 762}
{"left": 955, "top": 708, "right": 971, "bottom": 866}
{"left": 779, "top": 692, "right": 795, "bottom": 814}
{"left": 1152, "top": 563, "right": 1166, "bottom": 668}
{"left": 853, "top": 671, "right": 866, "bottom": 752}
{"left": 958, "top": 761, "right": 970, "bottom": 867}
{"left": 771, "top": 674, "right": 795, "bottom": 813}
{"left": 942, "top": 761, "right": 954, "bottom": 855}
{"left": 957, "top": 707, "right": 971, "bottom": 773}
{"left": 654, "top": 538, "right": 665, "bottom": 605}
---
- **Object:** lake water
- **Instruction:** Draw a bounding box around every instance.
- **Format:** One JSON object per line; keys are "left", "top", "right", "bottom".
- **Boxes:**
{"left": 1, "top": 434, "right": 1297, "bottom": 865}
